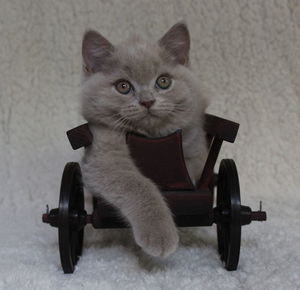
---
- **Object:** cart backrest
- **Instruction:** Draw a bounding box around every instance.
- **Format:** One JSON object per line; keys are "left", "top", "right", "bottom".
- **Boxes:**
{"left": 66, "top": 114, "right": 240, "bottom": 190}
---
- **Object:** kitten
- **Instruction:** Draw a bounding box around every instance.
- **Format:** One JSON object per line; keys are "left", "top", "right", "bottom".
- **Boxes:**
{"left": 80, "top": 22, "right": 209, "bottom": 257}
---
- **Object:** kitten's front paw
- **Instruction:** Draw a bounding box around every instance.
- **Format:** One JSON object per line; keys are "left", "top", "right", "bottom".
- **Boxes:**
{"left": 133, "top": 219, "right": 179, "bottom": 258}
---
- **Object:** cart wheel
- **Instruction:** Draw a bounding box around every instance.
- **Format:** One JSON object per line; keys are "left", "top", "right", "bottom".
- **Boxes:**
{"left": 58, "top": 162, "right": 85, "bottom": 274}
{"left": 216, "top": 159, "right": 241, "bottom": 271}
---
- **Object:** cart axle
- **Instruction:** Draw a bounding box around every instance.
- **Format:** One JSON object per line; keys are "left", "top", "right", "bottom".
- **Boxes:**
{"left": 43, "top": 202, "right": 266, "bottom": 230}
{"left": 42, "top": 206, "right": 93, "bottom": 229}
{"left": 213, "top": 202, "right": 267, "bottom": 225}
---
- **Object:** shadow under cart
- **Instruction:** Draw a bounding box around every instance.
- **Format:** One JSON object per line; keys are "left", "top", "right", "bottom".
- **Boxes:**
{"left": 42, "top": 114, "right": 267, "bottom": 273}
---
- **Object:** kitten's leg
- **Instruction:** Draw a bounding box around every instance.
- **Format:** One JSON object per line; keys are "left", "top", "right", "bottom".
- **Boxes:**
{"left": 81, "top": 154, "right": 179, "bottom": 258}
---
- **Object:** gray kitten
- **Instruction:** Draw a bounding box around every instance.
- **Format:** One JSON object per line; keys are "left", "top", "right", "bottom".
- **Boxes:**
{"left": 81, "top": 22, "right": 208, "bottom": 257}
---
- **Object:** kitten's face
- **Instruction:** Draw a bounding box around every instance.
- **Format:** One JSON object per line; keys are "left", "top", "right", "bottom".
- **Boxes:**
{"left": 81, "top": 23, "right": 203, "bottom": 136}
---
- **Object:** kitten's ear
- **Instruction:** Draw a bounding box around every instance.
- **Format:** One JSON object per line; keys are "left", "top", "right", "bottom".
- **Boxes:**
{"left": 159, "top": 22, "right": 190, "bottom": 66}
{"left": 82, "top": 30, "right": 114, "bottom": 74}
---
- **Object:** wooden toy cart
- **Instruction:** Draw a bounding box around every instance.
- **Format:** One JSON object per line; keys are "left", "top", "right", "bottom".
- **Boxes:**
{"left": 42, "top": 114, "right": 266, "bottom": 273}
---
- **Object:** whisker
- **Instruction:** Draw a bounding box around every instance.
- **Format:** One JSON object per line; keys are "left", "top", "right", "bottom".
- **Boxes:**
{"left": 111, "top": 114, "right": 137, "bottom": 137}
{"left": 112, "top": 116, "right": 127, "bottom": 132}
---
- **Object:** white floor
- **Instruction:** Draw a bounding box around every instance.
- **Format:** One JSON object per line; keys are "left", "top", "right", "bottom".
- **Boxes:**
{"left": 0, "top": 198, "right": 299, "bottom": 289}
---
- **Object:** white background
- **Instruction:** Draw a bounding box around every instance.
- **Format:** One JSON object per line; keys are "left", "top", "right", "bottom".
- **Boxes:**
{"left": 0, "top": 1, "right": 299, "bottom": 289}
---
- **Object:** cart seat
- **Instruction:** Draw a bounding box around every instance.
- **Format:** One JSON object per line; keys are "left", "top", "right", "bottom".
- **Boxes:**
{"left": 92, "top": 188, "right": 213, "bottom": 229}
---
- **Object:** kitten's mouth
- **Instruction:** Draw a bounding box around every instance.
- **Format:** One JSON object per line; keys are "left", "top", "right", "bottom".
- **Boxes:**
{"left": 139, "top": 110, "right": 159, "bottom": 120}
{"left": 147, "top": 110, "right": 159, "bottom": 117}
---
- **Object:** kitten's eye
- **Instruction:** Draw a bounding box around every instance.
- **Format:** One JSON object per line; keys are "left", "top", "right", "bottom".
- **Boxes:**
{"left": 115, "top": 80, "right": 132, "bottom": 94}
{"left": 156, "top": 75, "right": 172, "bottom": 89}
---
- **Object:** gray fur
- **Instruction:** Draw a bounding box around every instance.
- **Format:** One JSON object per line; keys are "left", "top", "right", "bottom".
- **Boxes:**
{"left": 80, "top": 22, "right": 209, "bottom": 257}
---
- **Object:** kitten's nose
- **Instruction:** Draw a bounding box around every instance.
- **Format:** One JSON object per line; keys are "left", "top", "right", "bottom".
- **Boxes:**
{"left": 139, "top": 100, "right": 155, "bottom": 109}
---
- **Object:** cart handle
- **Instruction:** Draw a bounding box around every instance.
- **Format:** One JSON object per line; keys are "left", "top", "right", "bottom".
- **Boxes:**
{"left": 204, "top": 114, "right": 239, "bottom": 143}
{"left": 66, "top": 114, "right": 240, "bottom": 150}
{"left": 66, "top": 123, "right": 92, "bottom": 150}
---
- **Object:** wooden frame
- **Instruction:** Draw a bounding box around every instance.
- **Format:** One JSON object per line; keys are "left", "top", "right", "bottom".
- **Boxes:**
{"left": 65, "top": 114, "right": 240, "bottom": 229}
{"left": 43, "top": 113, "right": 267, "bottom": 274}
